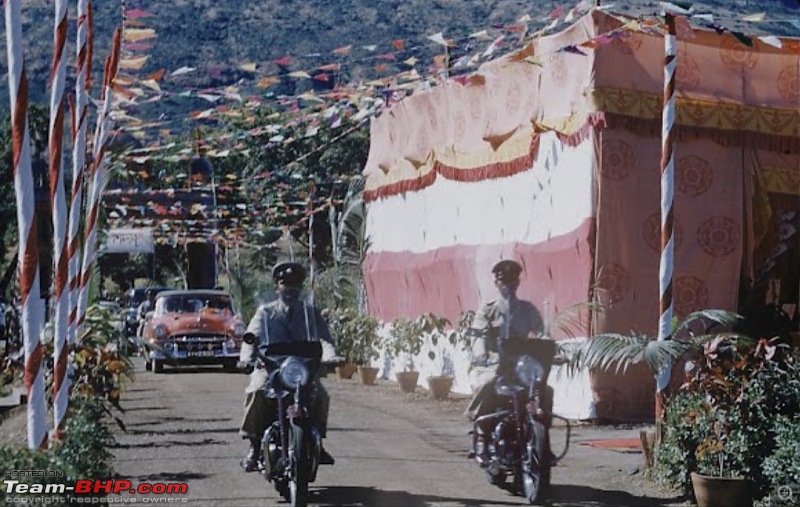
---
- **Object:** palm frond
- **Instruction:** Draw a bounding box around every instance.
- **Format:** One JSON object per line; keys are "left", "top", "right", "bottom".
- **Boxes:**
{"left": 547, "top": 301, "right": 604, "bottom": 338}
{"left": 674, "top": 309, "right": 743, "bottom": 336}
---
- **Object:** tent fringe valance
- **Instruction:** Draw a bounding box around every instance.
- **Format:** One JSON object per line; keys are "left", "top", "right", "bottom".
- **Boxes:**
{"left": 363, "top": 137, "right": 540, "bottom": 202}
{"left": 603, "top": 113, "right": 800, "bottom": 155}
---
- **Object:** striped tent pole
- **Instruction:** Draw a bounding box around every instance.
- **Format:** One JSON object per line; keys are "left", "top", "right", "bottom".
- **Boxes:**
{"left": 67, "top": 0, "right": 91, "bottom": 344}
{"left": 656, "top": 13, "right": 677, "bottom": 423}
{"left": 49, "top": 0, "right": 70, "bottom": 440}
{"left": 4, "top": 0, "right": 48, "bottom": 449}
{"left": 76, "top": 29, "right": 120, "bottom": 331}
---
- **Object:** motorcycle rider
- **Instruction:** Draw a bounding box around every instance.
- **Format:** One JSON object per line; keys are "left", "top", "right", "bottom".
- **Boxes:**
{"left": 464, "top": 260, "right": 549, "bottom": 462}
{"left": 238, "top": 261, "right": 338, "bottom": 472}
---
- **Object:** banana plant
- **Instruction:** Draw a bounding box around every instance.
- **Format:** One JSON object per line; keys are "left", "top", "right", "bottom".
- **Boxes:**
{"left": 331, "top": 178, "right": 370, "bottom": 311}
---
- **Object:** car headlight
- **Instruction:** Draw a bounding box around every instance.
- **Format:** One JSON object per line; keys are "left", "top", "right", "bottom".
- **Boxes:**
{"left": 154, "top": 324, "right": 168, "bottom": 339}
{"left": 279, "top": 358, "right": 310, "bottom": 389}
{"left": 232, "top": 322, "right": 245, "bottom": 336}
{"left": 515, "top": 356, "right": 545, "bottom": 386}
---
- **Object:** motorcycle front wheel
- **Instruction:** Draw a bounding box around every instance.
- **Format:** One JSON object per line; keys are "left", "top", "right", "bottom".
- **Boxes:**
{"left": 289, "top": 425, "right": 310, "bottom": 507}
{"left": 522, "top": 420, "right": 550, "bottom": 505}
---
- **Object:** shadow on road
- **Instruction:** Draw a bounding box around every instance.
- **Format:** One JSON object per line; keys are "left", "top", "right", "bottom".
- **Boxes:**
{"left": 154, "top": 367, "right": 235, "bottom": 375}
{"left": 123, "top": 416, "right": 234, "bottom": 427}
{"left": 547, "top": 484, "right": 682, "bottom": 506}
{"left": 127, "top": 426, "right": 241, "bottom": 436}
{"left": 307, "top": 484, "right": 680, "bottom": 506}
{"left": 111, "top": 437, "right": 227, "bottom": 449}
{"left": 308, "top": 486, "right": 521, "bottom": 506}
{"left": 128, "top": 471, "right": 211, "bottom": 482}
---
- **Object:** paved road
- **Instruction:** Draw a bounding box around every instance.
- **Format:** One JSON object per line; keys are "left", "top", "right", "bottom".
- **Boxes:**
{"left": 112, "top": 359, "right": 682, "bottom": 506}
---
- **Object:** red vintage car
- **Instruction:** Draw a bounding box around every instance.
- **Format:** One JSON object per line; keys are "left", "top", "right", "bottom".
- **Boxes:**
{"left": 142, "top": 289, "right": 245, "bottom": 373}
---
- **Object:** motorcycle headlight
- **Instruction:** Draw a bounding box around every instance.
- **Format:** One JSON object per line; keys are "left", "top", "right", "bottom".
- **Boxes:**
{"left": 279, "top": 358, "right": 310, "bottom": 389}
{"left": 515, "top": 356, "right": 545, "bottom": 386}
{"left": 154, "top": 324, "right": 168, "bottom": 339}
{"left": 232, "top": 322, "right": 245, "bottom": 336}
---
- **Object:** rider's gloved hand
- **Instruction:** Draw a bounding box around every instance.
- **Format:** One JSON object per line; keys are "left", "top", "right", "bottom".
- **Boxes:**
{"left": 236, "top": 361, "right": 254, "bottom": 374}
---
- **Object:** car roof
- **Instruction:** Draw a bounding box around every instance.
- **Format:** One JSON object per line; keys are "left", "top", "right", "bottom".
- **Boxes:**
{"left": 155, "top": 290, "right": 231, "bottom": 299}
{"left": 127, "top": 287, "right": 172, "bottom": 295}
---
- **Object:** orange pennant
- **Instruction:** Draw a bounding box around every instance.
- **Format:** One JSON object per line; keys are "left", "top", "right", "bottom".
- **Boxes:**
{"left": 392, "top": 39, "right": 405, "bottom": 51}
{"left": 332, "top": 45, "right": 352, "bottom": 55}
{"left": 148, "top": 68, "right": 166, "bottom": 81}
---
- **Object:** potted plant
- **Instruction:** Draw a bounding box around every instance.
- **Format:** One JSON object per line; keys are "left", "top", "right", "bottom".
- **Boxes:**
{"left": 656, "top": 337, "right": 800, "bottom": 506}
{"left": 386, "top": 317, "right": 425, "bottom": 393}
{"left": 326, "top": 307, "right": 380, "bottom": 382}
{"left": 418, "top": 312, "right": 471, "bottom": 400}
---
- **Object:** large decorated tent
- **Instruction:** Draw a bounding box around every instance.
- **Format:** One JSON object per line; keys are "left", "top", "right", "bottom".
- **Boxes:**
{"left": 362, "top": 9, "right": 800, "bottom": 421}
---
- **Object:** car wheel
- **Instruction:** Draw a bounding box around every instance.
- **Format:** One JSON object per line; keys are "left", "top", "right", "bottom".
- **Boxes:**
{"left": 145, "top": 359, "right": 152, "bottom": 372}
{"left": 223, "top": 358, "right": 238, "bottom": 373}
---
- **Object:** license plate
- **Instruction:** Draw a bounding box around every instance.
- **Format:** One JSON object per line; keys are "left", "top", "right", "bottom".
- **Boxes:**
{"left": 187, "top": 350, "right": 216, "bottom": 357}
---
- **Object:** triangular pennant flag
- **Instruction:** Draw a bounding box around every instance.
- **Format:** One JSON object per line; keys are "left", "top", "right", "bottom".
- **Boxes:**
{"left": 288, "top": 71, "right": 312, "bottom": 79}
{"left": 123, "top": 28, "right": 157, "bottom": 42}
{"left": 171, "top": 66, "right": 196, "bottom": 76}
{"left": 731, "top": 31, "right": 754, "bottom": 47}
{"left": 469, "top": 30, "right": 491, "bottom": 40}
{"left": 363, "top": 45, "right": 378, "bottom": 51}
{"left": 274, "top": 55, "right": 292, "bottom": 67}
{"left": 758, "top": 35, "right": 782, "bottom": 49}
{"left": 428, "top": 32, "right": 449, "bottom": 46}
{"left": 742, "top": 12, "right": 766, "bottom": 22}
{"left": 392, "top": 39, "right": 405, "bottom": 51}
{"left": 313, "top": 73, "right": 329, "bottom": 82}
{"left": 148, "top": 69, "right": 166, "bottom": 81}
{"left": 257, "top": 76, "right": 280, "bottom": 88}
{"left": 240, "top": 63, "right": 257, "bottom": 72}
{"left": 332, "top": 45, "right": 352, "bottom": 55}
{"left": 119, "top": 55, "right": 148, "bottom": 70}
{"left": 375, "top": 52, "right": 396, "bottom": 61}
{"left": 318, "top": 63, "right": 340, "bottom": 71}
{"left": 403, "top": 57, "right": 417, "bottom": 66}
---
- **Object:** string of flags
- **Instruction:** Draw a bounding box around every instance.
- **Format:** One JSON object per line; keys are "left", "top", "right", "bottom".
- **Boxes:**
{"left": 104, "top": 0, "right": 800, "bottom": 249}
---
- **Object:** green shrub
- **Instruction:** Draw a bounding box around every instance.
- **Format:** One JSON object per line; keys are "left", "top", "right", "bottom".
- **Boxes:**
{"left": 0, "top": 394, "right": 116, "bottom": 498}
{"left": 761, "top": 415, "right": 800, "bottom": 495}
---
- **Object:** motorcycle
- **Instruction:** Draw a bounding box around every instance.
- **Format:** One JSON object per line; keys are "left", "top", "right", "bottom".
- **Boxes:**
{"left": 244, "top": 338, "right": 327, "bottom": 507}
{"left": 471, "top": 337, "right": 565, "bottom": 505}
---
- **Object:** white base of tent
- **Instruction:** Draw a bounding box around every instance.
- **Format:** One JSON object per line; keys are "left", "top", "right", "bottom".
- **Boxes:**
{"left": 372, "top": 327, "right": 594, "bottom": 421}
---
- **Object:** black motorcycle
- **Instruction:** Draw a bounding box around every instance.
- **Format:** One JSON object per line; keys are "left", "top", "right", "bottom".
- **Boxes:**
{"left": 471, "top": 338, "right": 561, "bottom": 505}
{"left": 248, "top": 340, "right": 326, "bottom": 507}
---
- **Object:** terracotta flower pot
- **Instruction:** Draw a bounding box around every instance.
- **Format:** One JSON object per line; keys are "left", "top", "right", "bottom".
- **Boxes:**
{"left": 357, "top": 366, "right": 379, "bottom": 386}
{"left": 396, "top": 371, "right": 420, "bottom": 393}
{"left": 335, "top": 363, "right": 357, "bottom": 380}
{"left": 427, "top": 375, "right": 454, "bottom": 400}
{"left": 691, "top": 472, "right": 753, "bottom": 507}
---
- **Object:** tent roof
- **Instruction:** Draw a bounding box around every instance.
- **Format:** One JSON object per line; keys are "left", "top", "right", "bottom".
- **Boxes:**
{"left": 363, "top": 9, "right": 800, "bottom": 197}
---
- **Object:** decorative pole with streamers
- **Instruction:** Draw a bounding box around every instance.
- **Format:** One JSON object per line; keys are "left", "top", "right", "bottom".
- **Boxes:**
{"left": 77, "top": 29, "right": 120, "bottom": 331}
{"left": 67, "top": 0, "right": 91, "bottom": 344}
{"left": 49, "top": 0, "right": 70, "bottom": 440}
{"left": 5, "top": 0, "right": 48, "bottom": 449}
{"left": 656, "top": 12, "right": 677, "bottom": 423}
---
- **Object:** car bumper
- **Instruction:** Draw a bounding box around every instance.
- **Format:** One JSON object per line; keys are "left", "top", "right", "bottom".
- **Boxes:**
{"left": 147, "top": 338, "right": 240, "bottom": 362}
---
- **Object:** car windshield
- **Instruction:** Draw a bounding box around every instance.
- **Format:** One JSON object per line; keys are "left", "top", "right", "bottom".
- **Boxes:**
{"left": 154, "top": 295, "right": 233, "bottom": 316}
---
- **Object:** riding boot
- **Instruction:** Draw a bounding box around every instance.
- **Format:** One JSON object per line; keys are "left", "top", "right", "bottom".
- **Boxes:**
{"left": 319, "top": 441, "right": 335, "bottom": 465}
{"left": 241, "top": 438, "right": 261, "bottom": 472}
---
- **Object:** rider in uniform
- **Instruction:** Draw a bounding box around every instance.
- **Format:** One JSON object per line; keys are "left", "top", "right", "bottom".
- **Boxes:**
{"left": 239, "top": 261, "right": 338, "bottom": 472}
{"left": 464, "top": 260, "right": 547, "bottom": 461}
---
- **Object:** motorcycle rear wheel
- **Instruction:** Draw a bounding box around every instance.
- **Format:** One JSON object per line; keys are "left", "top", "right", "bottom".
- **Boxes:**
{"left": 289, "top": 425, "right": 310, "bottom": 507}
{"left": 522, "top": 420, "right": 550, "bottom": 505}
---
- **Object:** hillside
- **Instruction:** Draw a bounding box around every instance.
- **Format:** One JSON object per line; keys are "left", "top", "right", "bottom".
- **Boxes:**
{"left": 0, "top": 0, "right": 799, "bottom": 123}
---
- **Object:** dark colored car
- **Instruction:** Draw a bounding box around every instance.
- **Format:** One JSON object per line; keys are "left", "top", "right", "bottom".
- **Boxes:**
{"left": 123, "top": 287, "right": 172, "bottom": 338}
